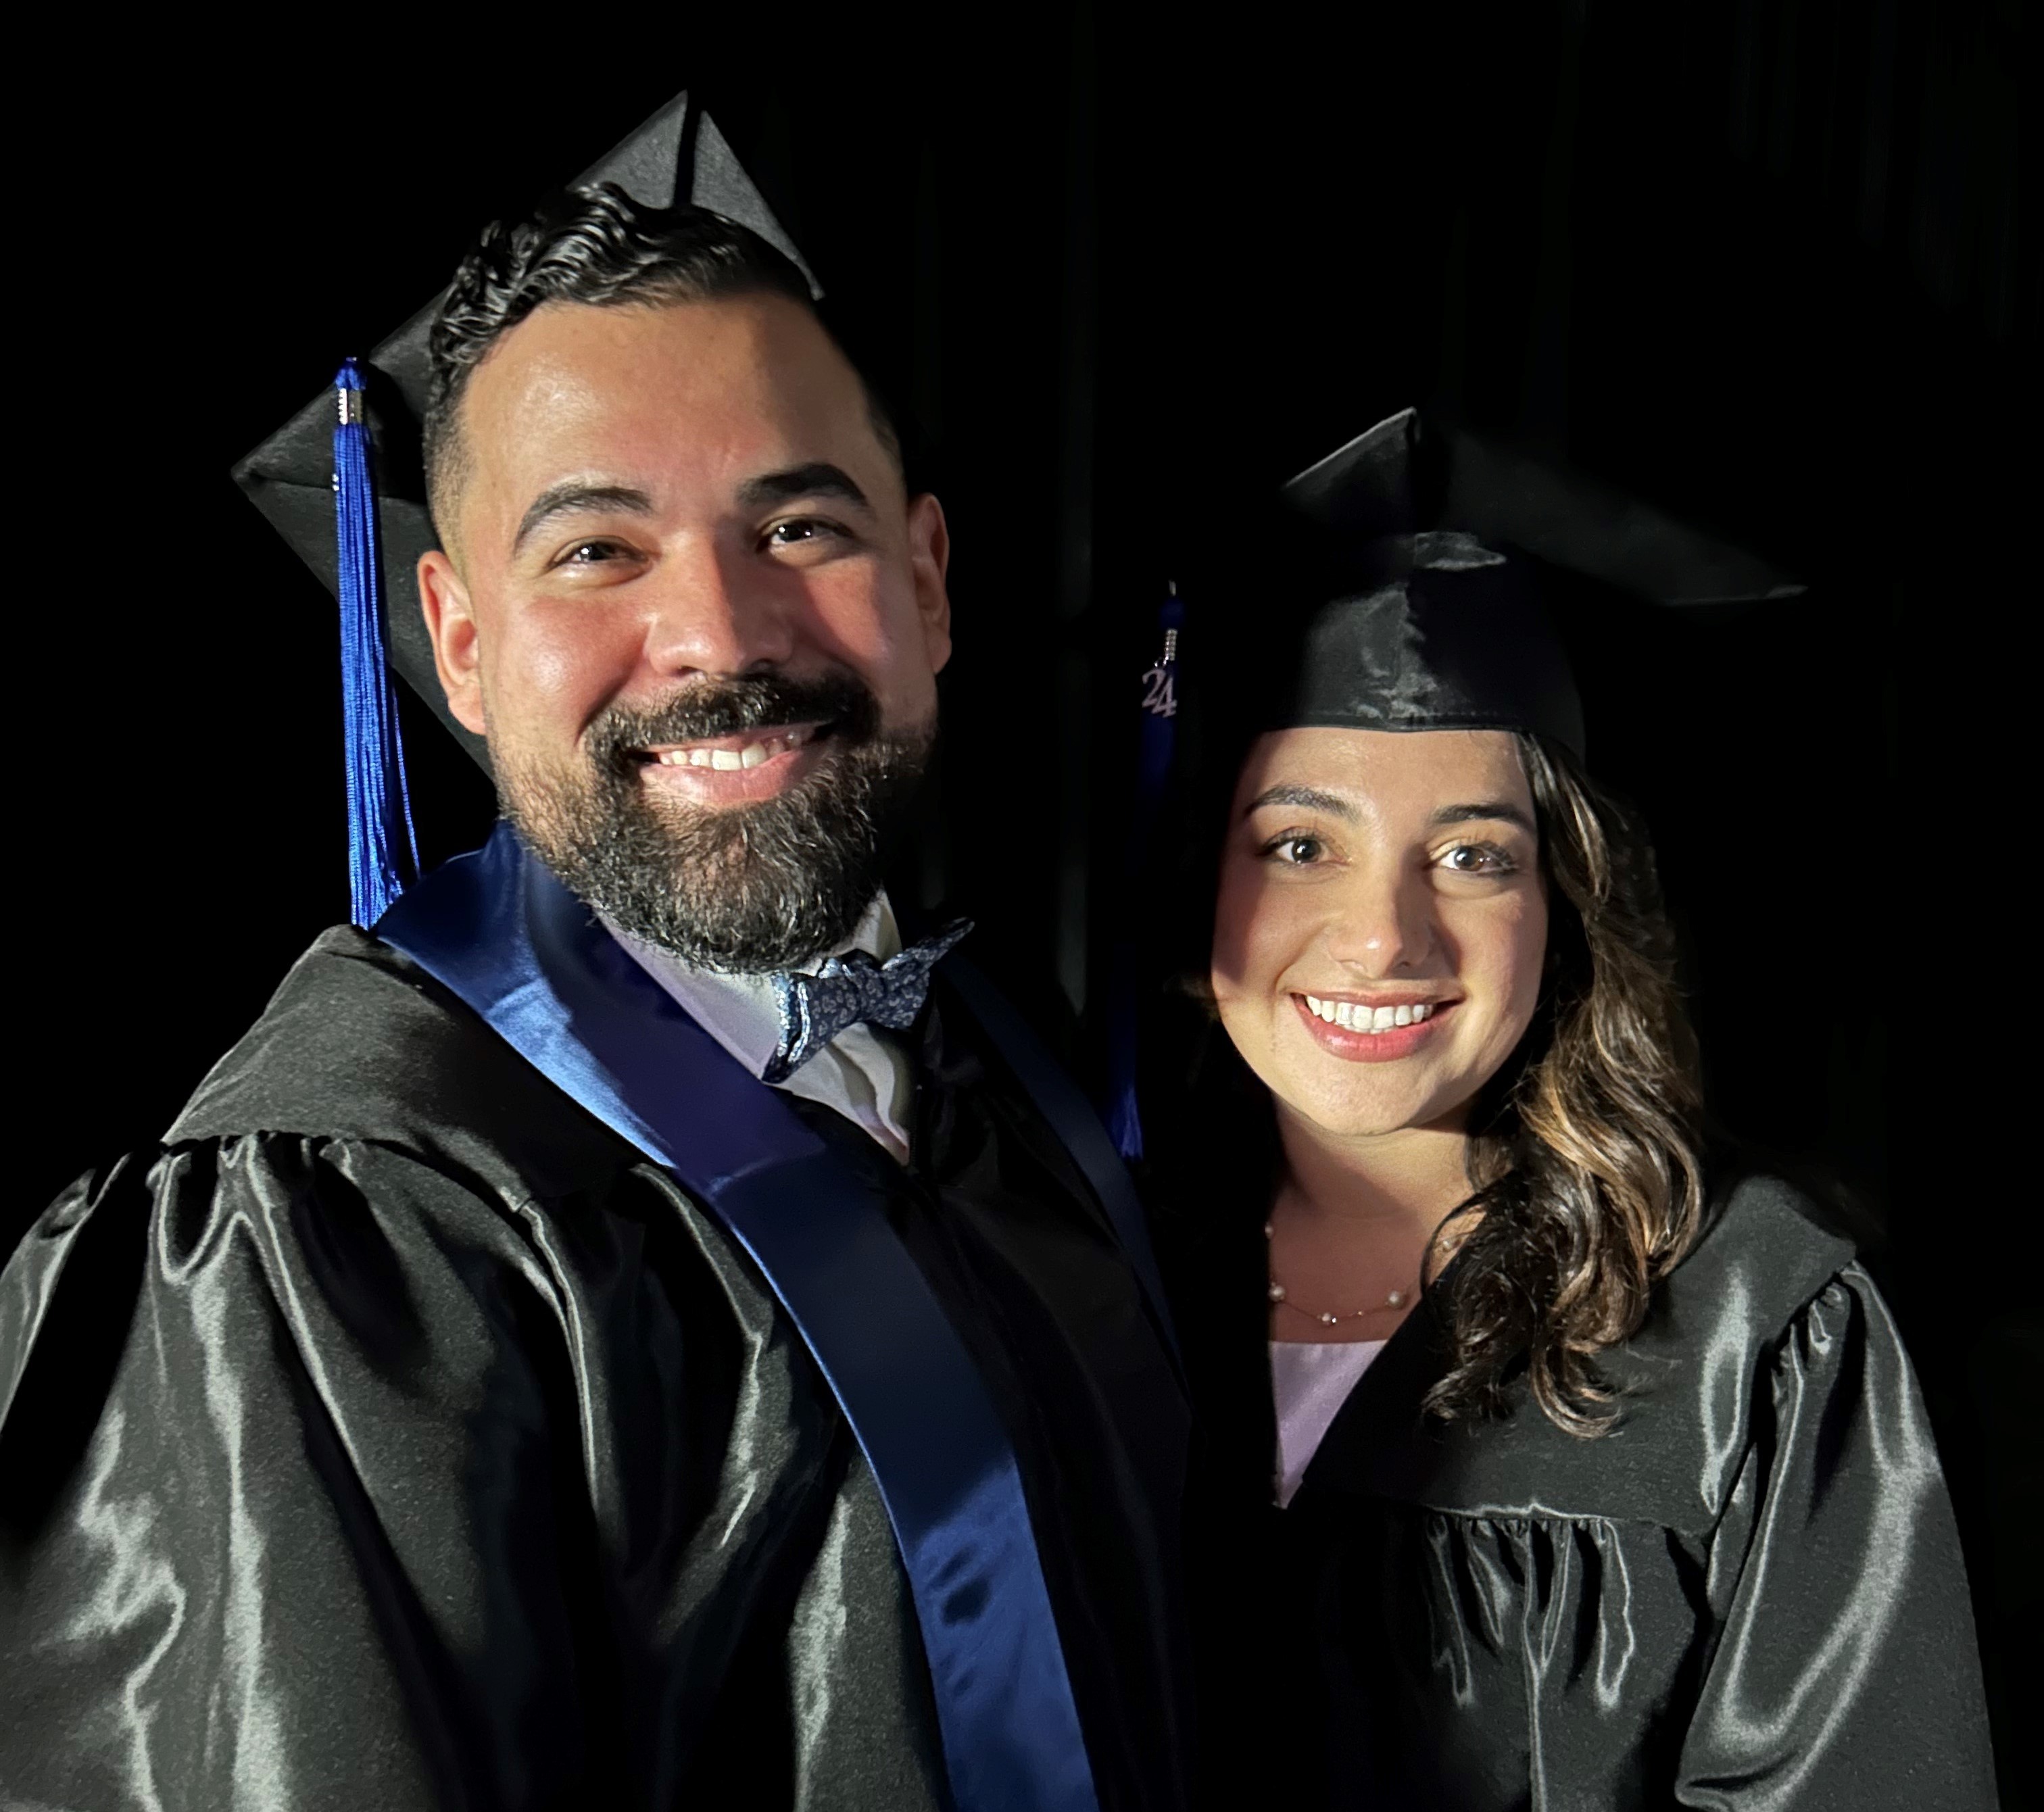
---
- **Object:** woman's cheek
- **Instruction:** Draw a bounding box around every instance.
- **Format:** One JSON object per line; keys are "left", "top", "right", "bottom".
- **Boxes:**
{"left": 1511, "top": 889, "right": 1550, "bottom": 1022}
{"left": 1468, "top": 889, "right": 1548, "bottom": 1051}
{"left": 1209, "top": 858, "right": 1267, "bottom": 1000}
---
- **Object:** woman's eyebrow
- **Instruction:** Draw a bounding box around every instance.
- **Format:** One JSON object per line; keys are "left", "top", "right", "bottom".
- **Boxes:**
{"left": 1246, "top": 785, "right": 1357, "bottom": 820}
{"left": 1431, "top": 800, "right": 1536, "bottom": 833}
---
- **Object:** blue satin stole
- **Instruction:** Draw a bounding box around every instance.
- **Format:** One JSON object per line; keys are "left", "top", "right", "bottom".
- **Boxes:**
{"left": 377, "top": 825, "right": 1172, "bottom": 1812}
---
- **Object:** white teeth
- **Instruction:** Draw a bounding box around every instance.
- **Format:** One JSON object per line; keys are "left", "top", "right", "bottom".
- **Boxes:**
{"left": 1301, "top": 995, "right": 1441, "bottom": 1035}
{"left": 654, "top": 725, "right": 818, "bottom": 770}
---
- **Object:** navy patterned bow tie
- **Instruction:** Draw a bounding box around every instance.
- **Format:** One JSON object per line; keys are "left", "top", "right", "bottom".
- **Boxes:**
{"left": 764, "top": 920, "right": 973, "bottom": 1084}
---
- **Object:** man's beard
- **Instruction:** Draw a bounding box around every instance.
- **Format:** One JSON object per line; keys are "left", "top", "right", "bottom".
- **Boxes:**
{"left": 497, "top": 671, "right": 933, "bottom": 973}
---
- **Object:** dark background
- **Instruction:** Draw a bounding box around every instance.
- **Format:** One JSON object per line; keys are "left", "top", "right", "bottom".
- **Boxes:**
{"left": 17, "top": 4, "right": 2031, "bottom": 1801}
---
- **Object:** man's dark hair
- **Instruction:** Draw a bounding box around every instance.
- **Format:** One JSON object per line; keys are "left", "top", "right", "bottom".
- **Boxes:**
{"left": 424, "top": 184, "right": 899, "bottom": 543}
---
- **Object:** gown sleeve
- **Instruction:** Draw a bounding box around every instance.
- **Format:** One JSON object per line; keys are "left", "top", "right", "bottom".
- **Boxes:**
{"left": 1, "top": 1133, "right": 643, "bottom": 1812}
{"left": 1675, "top": 1263, "right": 1998, "bottom": 1809}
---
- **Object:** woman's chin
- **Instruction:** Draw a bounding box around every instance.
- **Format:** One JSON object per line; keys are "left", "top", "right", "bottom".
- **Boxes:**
{"left": 1299, "top": 1092, "right": 1444, "bottom": 1142}
{"left": 1260, "top": 1060, "right": 1461, "bottom": 1142}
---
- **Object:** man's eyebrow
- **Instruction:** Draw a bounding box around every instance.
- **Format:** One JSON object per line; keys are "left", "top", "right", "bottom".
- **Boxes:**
{"left": 1246, "top": 785, "right": 1358, "bottom": 821}
{"left": 1430, "top": 799, "right": 1537, "bottom": 833}
{"left": 511, "top": 482, "right": 656, "bottom": 555}
{"left": 736, "top": 462, "right": 872, "bottom": 512}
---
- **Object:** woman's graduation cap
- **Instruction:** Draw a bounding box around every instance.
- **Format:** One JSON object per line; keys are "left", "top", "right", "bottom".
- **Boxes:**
{"left": 1271, "top": 406, "right": 1804, "bottom": 758}
{"left": 231, "top": 92, "right": 816, "bottom": 923}
{"left": 1104, "top": 406, "right": 1801, "bottom": 1157}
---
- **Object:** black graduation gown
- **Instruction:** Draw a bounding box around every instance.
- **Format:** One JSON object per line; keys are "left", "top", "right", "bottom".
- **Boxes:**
{"left": 1171, "top": 1174, "right": 1997, "bottom": 1811}
{"left": 0, "top": 928, "right": 1192, "bottom": 1812}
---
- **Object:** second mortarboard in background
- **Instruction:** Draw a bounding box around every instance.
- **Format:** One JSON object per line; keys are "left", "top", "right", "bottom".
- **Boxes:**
{"left": 1258, "top": 406, "right": 1803, "bottom": 763}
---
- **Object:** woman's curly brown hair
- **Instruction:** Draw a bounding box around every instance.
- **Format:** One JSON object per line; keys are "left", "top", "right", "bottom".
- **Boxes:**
{"left": 1419, "top": 733, "right": 1705, "bottom": 1434}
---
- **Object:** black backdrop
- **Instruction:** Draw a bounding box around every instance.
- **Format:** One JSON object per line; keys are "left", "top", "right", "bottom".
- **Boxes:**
{"left": 17, "top": 5, "right": 2031, "bottom": 1801}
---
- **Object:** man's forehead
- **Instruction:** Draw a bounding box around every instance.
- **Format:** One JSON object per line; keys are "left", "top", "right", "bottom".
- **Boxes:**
{"left": 467, "top": 293, "right": 867, "bottom": 470}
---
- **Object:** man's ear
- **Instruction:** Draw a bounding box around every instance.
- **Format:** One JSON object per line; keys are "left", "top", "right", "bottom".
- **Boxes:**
{"left": 418, "top": 549, "right": 488, "bottom": 736}
{"left": 906, "top": 492, "right": 953, "bottom": 675}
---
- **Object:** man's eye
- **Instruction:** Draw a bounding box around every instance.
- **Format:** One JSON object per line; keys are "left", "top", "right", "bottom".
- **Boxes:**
{"left": 1263, "top": 834, "right": 1326, "bottom": 866}
{"left": 1438, "top": 842, "right": 1515, "bottom": 875}
{"left": 763, "top": 517, "right": 845, "bottom": 549}
{"left": 558, "top": 539, "right": 630, "bottom": 566}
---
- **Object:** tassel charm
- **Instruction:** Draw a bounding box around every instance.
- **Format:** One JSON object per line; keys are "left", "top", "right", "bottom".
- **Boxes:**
{"left": 333, "top": 358, "right": 419, "bottom": 929}
{"left": 1104, "top": 584, "right": 1188, "bottom": 1162}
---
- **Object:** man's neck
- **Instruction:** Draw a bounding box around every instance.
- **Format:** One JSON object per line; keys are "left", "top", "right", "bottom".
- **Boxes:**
{"left": 599, "top": 893, "right": 914, "bottom": 1164}
{"left": 609, "top": 893, "right": 900, "bottom": 983}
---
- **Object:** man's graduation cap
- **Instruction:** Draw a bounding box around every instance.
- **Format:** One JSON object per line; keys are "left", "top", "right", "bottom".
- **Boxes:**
{"left": 232, "top": 93, "right": 815, "bottom": 921}
{"left": 1271, "top": 406, "right": 1803, "bottom": 758}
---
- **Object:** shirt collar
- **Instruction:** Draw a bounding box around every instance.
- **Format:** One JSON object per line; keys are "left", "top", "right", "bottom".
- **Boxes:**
{"left": 604, "top": 895, "right": 902, "bottom": 1082}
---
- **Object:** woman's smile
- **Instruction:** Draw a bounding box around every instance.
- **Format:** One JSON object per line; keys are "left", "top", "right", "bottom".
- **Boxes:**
{"left": 1289, "top": 991, "right": 1458, "bottom": 1062}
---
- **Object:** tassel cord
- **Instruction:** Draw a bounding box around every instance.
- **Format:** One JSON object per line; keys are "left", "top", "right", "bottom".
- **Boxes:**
{"left": 1103, "top": 587, "right": 1186, "bottom": 1160}
{"left": 333, "top": 359, "right": 420, "bottom": 927}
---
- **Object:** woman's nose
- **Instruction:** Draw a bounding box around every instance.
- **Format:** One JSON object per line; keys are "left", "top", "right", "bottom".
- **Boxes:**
{"left": 641, "top": 537, "right": 798, "bottom": 679}
{"left": 1321, "top": 863, "right": 1434, "bottom": 975}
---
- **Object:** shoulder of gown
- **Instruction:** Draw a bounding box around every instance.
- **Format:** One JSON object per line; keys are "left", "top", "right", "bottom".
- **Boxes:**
{"left": 0, "top": 929, "right": 942, "bottom": 1811}
{"left": 1312, "top": 1172, "right": 1897, "bottom": 1535}
{"left": 4, "top": 925, "right": 646, "bottom": 1458}
{"left": 164, "top": 924, "right": 638, "bottom": 1196}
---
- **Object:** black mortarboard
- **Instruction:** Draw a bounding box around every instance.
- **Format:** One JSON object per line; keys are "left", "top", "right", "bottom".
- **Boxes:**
{"left": 1274, "top": 408, "right": 1802, "bottom": 757}
{"left": 230, "top": 92, "right": 815, "bottom": 921}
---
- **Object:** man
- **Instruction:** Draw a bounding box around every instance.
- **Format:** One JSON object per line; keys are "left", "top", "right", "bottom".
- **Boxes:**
{"left": 0, "top": 121, "right": 1189, "bottom": 1811}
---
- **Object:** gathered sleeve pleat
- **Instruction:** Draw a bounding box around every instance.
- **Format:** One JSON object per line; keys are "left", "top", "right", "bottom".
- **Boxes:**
{"left": 1676, "top": 1265, "right": 1997, "bottom": 1809}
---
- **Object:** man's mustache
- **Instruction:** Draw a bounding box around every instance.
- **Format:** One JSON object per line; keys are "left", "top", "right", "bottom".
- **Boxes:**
{"left": 586, "top": 671, "right": 880, "bottom": 768}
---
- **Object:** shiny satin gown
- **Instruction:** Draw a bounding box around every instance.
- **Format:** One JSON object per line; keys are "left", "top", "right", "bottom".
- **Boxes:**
{"left": 0, "top": 929, "right": 1192, "bottom": 1811}
{"left": 1168, "top": 1169, "right": 1997, "bottom": 1810}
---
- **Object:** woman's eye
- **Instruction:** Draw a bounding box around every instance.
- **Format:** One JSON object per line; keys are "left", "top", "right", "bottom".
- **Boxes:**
{"left": 1437, "top": 842, "right": 1515, "bottom": 875}
{"left": 1265, "top": 834, "right": 1326, "bottom": 866}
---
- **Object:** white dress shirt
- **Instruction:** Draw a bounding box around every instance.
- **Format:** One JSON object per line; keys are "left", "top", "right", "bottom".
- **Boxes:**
{"left": 604, "top": 895, "right": 918, "bottom": 1163}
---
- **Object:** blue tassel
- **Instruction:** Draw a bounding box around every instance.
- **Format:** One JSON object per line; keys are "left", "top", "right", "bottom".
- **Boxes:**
{"left": 333, "top": 358, "right": 419, "bottom": 928}
{"left": 1104, "top": 585, "right": 1186, "bottom": 1161}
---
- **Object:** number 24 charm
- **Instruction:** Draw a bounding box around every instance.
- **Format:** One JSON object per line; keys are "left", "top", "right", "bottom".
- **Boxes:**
{"left": 1140, "top": 622, "right": 1180, "bottom": 718}
{"left": 1140, "top": 660, "right": 1177, "bottom": 718}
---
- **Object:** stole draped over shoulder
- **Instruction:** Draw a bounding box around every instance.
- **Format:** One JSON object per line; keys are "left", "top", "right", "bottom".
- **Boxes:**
{"left": 0, "top": 894, "right": 1194, "bottom": 1812}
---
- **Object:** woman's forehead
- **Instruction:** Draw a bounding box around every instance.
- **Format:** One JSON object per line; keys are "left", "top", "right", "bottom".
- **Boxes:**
{"left": 1236, "top": 727, "right": 1532, "bottom": 815}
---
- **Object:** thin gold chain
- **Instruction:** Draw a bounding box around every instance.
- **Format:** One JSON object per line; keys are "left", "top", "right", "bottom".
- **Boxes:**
{"left": 1265, "top": 1219, "right": 1418, "bottom": 1327}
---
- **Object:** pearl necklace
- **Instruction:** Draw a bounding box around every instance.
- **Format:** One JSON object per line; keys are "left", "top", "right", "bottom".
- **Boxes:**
{"left": 1265, "top": 1219, "right": 1415, "bottom": 1327}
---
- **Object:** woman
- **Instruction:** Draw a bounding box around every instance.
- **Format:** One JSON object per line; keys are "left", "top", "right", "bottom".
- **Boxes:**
{"left": 1150, "top": 411, "right": 1995, "bottom": 1809}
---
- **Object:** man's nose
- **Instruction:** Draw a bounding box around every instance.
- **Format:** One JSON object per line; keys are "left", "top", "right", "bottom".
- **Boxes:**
{"left": 640, "top": 535, "right": 798, "bottom": 679}
{"left": 1321, "top": 862, "right": 1434, "bottom": 975}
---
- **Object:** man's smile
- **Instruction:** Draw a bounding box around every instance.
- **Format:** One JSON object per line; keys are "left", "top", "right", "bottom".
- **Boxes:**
{"left": 643, "top": 721, "right": 825, "bottom": 770}
{"left": 634, "top": 720, "right": 833, "bottom": 804}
